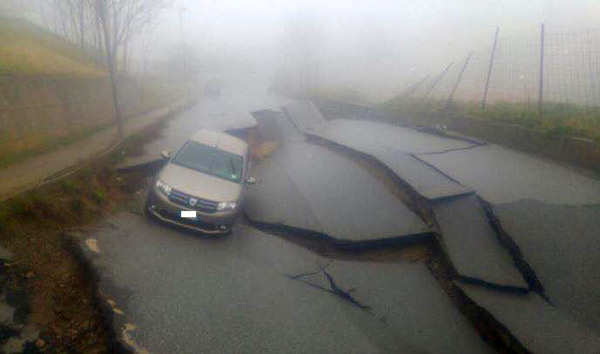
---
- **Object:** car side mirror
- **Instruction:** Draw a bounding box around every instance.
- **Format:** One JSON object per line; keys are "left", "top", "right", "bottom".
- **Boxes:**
{"left": 245, "top": 176, "right": 257, "bottom": 185}
{"left": 161, "top": 150, "right": 172, "bottom": 159}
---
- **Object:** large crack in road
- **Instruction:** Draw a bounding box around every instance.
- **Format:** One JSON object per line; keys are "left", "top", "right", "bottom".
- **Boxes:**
{"left": 293, "top": 131, "right": 532, "bottom": 292}
{"left": 248, "top": 103, "right": 600, "bottom": 353}
{"left": 285, "top": 262, "right": 376, "bottom": 315}
{"left": 78, "top": 97, "right": 600, "bottom": 354}
{"left": 244, "top": 139, "right": 529, "bottom": 352}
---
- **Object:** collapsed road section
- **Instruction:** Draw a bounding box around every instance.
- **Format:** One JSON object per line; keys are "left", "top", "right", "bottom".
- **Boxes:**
{"left": 245, "top": 139, "right": 432, "bottom": 247}
{"left": 415, "top": 141, "right": 600, "bottom": 333}
{"left": 247, "top": 102, "right": 600, "bottom": 353}
{"left": 78, "top": 98, "right": 600, "bottom": 353}
{"left": 287, "top": 112, "right": 530, "bottom": 292}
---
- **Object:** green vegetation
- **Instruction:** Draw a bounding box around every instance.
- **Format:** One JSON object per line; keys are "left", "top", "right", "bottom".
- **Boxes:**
{"left": 92, "top": 189, "right": 106, "bottom": 204}
{"left": 0, "top": 123, "right": 110, "bottom": 169}
{"left": 0, "top": 18, "right": 184, "bottom": 173}
{"left": 0, "top": 150, "right": 138, "bottom": 352}
{"left": 307, "top": 86, "right": 370, "bottom": 105}
{"left": 0, "top": 18, "right": 105, "bottom": 77}
{"left": 381, "top": 97, "right": 600, "bottom": 142}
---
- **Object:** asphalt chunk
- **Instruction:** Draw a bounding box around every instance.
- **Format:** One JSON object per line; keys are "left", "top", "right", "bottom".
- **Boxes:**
{"left": 433, "top": 194, "right": 528, "bottom": 290}
{"left": 418, "top": 144, "right": 600, "bottom": 205}
{"left": 312, "top": 119, "right": 476, "bottom": 154}
{"left": 495, "top": 200, "right": 600, "bottom": 331}
{"left": 457, "top": 281, "right": 600, "bottom": 354}
{"left": 247, "top": 141, "right": 430, "bottom": 244}
{"left": 281, "top": 101, "right": 326, "bottom": 133}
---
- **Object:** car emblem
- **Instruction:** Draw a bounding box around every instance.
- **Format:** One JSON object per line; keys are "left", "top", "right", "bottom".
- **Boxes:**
{"left": 189, "top": 198, "right": 198, "bottom": 207}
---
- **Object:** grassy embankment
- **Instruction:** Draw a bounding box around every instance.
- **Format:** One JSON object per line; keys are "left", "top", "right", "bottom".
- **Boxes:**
{"left": 0, "top": 19, "right": 180, "bottom": 169}
{"left": 0, "top": 19, "right": 109, "bottom": 169}
{"left": 0, "top": 123, "right": 111, "bottom": 170}
{"left": 0, "top": 116, "right": 169, "bottom": 352}
{"left": 0, "top": 18, "right": 105, "bottom": 77}
{"left": 381, "top": 96, "right": 600, "bottom": 142}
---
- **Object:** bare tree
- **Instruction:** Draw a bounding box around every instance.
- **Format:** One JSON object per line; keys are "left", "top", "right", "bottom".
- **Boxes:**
{"left": 101, "top": 0, "right": 169, "bottom": 72}
{"left": 280, "top": 12, "right": 324, "bottom": 93}
{"left": 38, "top": 0, "right": 168, "bottom": 70}
{"left": 96, "top": 0, "right": 169, "bottom": 137}
{"left": 36, "top": 0, "right": 170, "bottom": 138}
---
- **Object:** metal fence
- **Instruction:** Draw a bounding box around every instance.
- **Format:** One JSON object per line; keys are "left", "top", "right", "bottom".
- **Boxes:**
{"left": 405, "top": 25, "right": 600, "bottom": 117}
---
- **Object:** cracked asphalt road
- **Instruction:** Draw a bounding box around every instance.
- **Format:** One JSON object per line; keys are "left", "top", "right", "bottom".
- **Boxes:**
{"left": 246, "top": 140, "right": 430, "bottom": 242}
{"left": 86, "top": 211, "right": 492, "bottom": 353}
{"left": 82, "top": 79, "right": 600, "bottom": 353}
{"left": 86, "top": 214, "right": 387, "bottom": 353}
{"left": 83, "top": 82, "right": 491, "bottom": 353}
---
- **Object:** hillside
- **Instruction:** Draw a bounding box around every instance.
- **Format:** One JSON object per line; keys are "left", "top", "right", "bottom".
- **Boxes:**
{"left": 0, "top": 18, "right": 106, "bottom": 77}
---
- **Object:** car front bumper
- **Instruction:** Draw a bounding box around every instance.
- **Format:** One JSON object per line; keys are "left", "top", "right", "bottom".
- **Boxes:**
{"left": 146, "top": 188, "right": 238, "bottom": 234}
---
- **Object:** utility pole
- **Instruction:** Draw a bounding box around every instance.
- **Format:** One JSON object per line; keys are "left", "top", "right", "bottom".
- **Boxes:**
{"left": 482, "top": 27, "right": 499, "bottom": 111}
{"left": 98, "top": 0, "right": 124, "bottom": 139}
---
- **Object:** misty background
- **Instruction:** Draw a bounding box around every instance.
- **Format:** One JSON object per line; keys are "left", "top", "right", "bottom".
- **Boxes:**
{"left": 2, "top": 0, "right": 600, "bottom": 102}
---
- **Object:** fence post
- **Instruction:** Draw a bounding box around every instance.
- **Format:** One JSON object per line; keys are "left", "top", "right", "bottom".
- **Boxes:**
{"left": 585, "top": 30, "right": 598, "bottom": 106}
{"left": 400, "top": 74, "right": 431, "bottom": 98}
{"left": 482, "top": 27, "right": 499, "bottom": 111}
{"left": 538, "top": 23, "right": 545, "bottom": 119}
{"left": 448, "top": 51, "right": 473, "bottom": 103}
{"left": 424, "top": 62, "right": 454, "bottom": 98}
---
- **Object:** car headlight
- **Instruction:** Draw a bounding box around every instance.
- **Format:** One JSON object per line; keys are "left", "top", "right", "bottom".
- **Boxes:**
{"left": 155, "top": 179, "right": 172, "bottom": 196}
{"left": 217, "top": 201, "right": 237, "bottom": 211}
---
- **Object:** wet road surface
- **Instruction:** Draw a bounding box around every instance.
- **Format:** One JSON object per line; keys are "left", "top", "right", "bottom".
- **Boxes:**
{"left": 246, "top": 140, "right": 429, "bottom": 243}
{"left": 288, "top": 112, "right": 600, "bottom": 351}
{"left": 83, "top": 83, "right": 600, "bottom": 353}
{"left": 416, "top": 143, "right": 600, "bottom": 333}
{"left": 417, "top": 144, "right": 600, "bottom": 205}
{"left": 86, "top": 214, "right": 383, "bottom": 353}
{"left": 123, "top": 78, "right": 295, "bottom": 166}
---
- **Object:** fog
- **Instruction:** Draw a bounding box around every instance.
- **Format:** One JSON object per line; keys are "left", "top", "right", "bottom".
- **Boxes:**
{"left": 5, "top": 0, "right": 600, "bottom": 101}
{"left": 139, "top": 0, "right": 597, "bottom": 101}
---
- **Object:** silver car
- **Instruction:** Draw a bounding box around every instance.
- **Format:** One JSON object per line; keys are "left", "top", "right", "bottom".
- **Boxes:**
{"left": 145, "top": 129, "right": 255, "bottom": 234}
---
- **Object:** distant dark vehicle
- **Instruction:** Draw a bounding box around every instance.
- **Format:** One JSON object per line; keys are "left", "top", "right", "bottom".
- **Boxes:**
{"left": 204, "top": 80, "right": 222, "bottom": 96}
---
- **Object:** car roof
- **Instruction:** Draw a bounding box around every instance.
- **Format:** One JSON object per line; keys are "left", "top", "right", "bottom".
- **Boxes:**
{"left": 188, "top": 129, "right": 247, "bottom": 156}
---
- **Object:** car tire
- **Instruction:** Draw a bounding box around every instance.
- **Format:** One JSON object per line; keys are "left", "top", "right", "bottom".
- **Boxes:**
{"left": 224, "top": 223, "right": 236, "bottom": 236}
{"left": 144, "top": 191, "right": 157, "bottom": 219}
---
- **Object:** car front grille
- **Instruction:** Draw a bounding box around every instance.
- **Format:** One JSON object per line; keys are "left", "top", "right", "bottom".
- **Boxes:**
{"left": 157, "top": 209, "right": 220, "bottom": 231}
{"left": 168, "top": 189, "right": 219, "bottom": 213}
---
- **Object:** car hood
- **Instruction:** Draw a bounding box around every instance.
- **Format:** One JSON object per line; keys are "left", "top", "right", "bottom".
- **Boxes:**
{"left": 159, "top": 163, "right": 242, "bottom": 202}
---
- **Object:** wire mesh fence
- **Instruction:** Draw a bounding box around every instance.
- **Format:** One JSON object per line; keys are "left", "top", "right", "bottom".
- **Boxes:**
{"left": 400, "top": 25, "right": 600, "bottom": 140}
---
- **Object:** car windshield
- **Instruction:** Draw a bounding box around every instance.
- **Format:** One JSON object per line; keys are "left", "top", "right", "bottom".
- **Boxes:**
{"left": 172, "top": 141, "right": 243, "bottom": 184}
